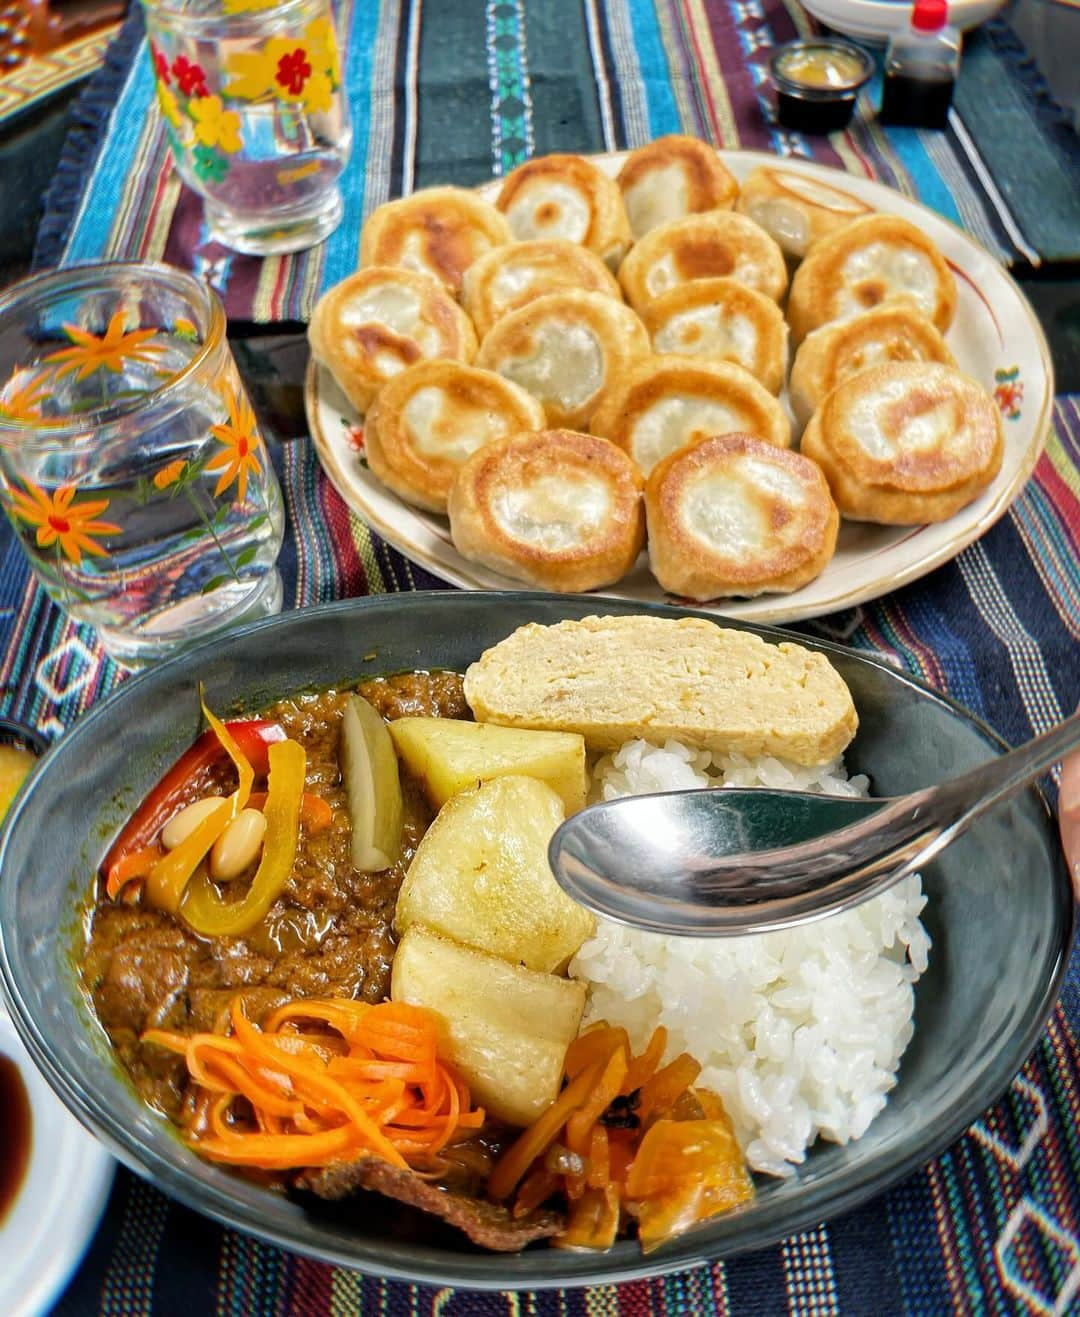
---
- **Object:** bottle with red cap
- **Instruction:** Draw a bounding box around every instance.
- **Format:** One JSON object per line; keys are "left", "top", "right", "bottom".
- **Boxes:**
{"left": 880, "top": 0, "right": 962, "bottom": 129}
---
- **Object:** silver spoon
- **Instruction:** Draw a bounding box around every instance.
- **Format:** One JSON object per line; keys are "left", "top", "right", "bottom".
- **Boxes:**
{"left": 548, "top": 709, "right": 1080, "bottom": 937}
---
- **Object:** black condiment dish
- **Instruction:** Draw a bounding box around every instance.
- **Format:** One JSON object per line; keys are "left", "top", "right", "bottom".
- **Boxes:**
{"left": 770, "top": 38, "right": 875, "bottom": 134}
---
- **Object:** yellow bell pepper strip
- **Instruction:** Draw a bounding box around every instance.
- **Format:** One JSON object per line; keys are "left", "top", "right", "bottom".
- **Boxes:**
{"left": 199, "top": 687, "right": 256, "bottom": 820}
{"left": 179, "top": 738, "right": 306, "bottom": 937}
{"left": 487, "top": 1060, "right": 603, "bottom": 1201}
{"left": 142, "top": 691, "right": 259, "bottom": 915}
{"left": 144, "top": 799, "right": 231, "bottom": 914}
{"left": 101, "top": 718, "right": 284, "bottom": 877}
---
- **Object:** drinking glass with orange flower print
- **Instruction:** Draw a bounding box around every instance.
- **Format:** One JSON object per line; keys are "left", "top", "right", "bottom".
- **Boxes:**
{"left": 0, "top": 263, "right": 285, "bottom": 667}
{"left": 141, "top": 0, "right": 351, "bottom": 255}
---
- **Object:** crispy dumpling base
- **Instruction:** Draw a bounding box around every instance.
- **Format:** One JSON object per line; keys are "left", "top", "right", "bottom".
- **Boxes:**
{"left": 308, "top": 267, "right": 478, "bottom": 414}
{"left": 364, "top": 361, "right": 547, "bottom": 513}
{"left": 618, "top": 210, "right": 788, "bottom": 313}
{"left": 495, "top": 154, "right": 632, "bottom": 269}
{"left": 789, "top": 301, "right": 957, "bottom": 428}
{"left": 787, "top": 214, "right": 957, "bottom": 345}
{"left": 800, "top": 361, "right": 1004, "bottom": 524}
{"left": 617, "top": 134, "right": 739, "bottom": 239}
{"left": 476, "top": 289, "right": 650, "bottom": 429}
{"left": 735, "top": 165, "right": 872, "bottom": 261}
{"left": 589, "top": 353, "right": 791, "bottom": 475}
{"left": 448, "top": 429, "right": 645, "bottom": 592}
{"left": 461, "top": 239, "right": 622, "bottom": 339}
{"left": 640, "top": 277, "right": 789, "bottom": 395}
{"left": 646, "top": 433, "right": 839, "bottom": 599}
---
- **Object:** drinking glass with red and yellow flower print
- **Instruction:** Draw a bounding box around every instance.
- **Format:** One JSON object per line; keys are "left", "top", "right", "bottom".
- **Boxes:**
{"left": 140, "top": 0, "right": 351, "bottom": 255}
{"left": 0, "top": 262, "right": 285, "bottom": 667}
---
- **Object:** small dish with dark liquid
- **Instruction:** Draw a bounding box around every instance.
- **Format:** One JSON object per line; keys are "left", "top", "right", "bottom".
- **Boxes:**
{"left": 770, "top": 39, "right": 875, "bottom": 134}
{"left": 0, "top": 1053, "right": 31, "bottom": 1226}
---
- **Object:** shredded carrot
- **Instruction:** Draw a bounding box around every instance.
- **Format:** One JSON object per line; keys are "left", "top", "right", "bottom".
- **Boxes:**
{"left": 512, "top": 1167, "right": 561, "bottom": 1219}
{"left": 564, "top": 1024, "right": 629, "bottom": 1079}
{"left": 586, "top": 1126, "right": 610, "bottom": 1191}
{"left": 488, "top": 1061, "right": 603, "bottom": 1201}
{"left": 492, "top": 1020, "right": 753, "bottom": 1253}
{"left": 141, "top": 996, "right": 484, "bottom": 1174}
{"left": 566, "top": 1046, "right": 629, "bottom": 1155}
{"left": 608, "top": 1138, "right": 635, "bottom": 1189}
{"left": 621, "top": 1025, "right": 667, "bottom": 1095}
{"left": 637, "top": 1053, "right": 702, "bottom": 1123}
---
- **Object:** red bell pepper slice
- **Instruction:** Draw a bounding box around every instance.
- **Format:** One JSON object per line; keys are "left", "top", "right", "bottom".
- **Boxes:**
{"left": 101, "top": 719, "right": 287, "bottom": 878}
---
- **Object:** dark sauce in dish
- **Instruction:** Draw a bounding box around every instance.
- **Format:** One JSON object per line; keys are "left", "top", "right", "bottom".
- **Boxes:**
{"left": 0, "top": 1054, "right": 32, "bottom": 1225}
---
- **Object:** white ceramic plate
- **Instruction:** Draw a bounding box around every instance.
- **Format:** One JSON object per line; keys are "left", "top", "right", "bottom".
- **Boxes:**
{"left": 0, "top": 1004, "right": 114, "bottom": 1317}
{"left": 305, "top": 149, "right": 1053, "bottom": 625}
{"left": 799, "top": 0, "right": 1006, "bottom": 42}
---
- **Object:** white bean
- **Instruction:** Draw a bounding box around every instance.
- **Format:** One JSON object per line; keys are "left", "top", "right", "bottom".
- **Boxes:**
{"left": 161, "top": 796, "right": 225, "bottom": 850}
{"left": 209, "top": 808, "right": 267, "bottom": 881}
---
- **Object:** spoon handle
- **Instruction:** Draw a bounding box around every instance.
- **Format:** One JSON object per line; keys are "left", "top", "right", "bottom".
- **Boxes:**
{"left": 701, "top": 708, "right": 1080, "bottom": 892}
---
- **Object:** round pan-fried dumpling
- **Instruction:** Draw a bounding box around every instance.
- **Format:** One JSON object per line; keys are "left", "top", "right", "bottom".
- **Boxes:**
{"left": 789, "top": 301, "right": 957, "bottom": 428}
{"left": 448, "top": 429, "right": 645, "bottom": 592}
{"left": 364, "top": 361, "right": 547, "bottom": 513}
{"left": 640, "top": 277, "right": 788, "bottom": 395}
{"left": 308, "top": 267, "right": 478, "bottom": 414}
{"left": 787, "top": 214, "right": 957, "bottom": 345}
{"left": 359, "top": 187, "right": 512, "bottom": 297}
{"left": 495, "top": 154, "right": 632, "bottom": 269}
{"left": 476, "top": 289, "right": 649, "bottom": 429}
{"left": 590, "top": 354, "right": 791, "bottom": 476}
{"left": 461, "top": 239, "right": 622, "bottom": 339}
{"left": 800, "top": 362, "right": 1004, "bottom": 524}
{"left": 618, "top": 211, "right": 788, "bottom": 313}
{"left": 617, "top": 134, "right": 739, "bottom": 239}
{"left": 736, "top": 165, "right": 873, "bottom": 261}
{"left": 646, "top": 433, "right": 839, "bottom": 600}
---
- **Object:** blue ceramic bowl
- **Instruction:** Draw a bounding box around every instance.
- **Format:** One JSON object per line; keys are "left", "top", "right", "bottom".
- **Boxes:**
{"left": 0, "top": 594, "right": 1071, "bottom": 1288}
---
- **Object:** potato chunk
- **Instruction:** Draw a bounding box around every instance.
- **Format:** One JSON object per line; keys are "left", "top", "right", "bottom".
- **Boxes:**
{"left": 395, "top": 775, "right": 594, "bottom": 973}
{"left": 392, "top": 925, "right": 586, "bottom": 1126}
{"left": 388, "top": 716, "right": 587, "bottom": 814}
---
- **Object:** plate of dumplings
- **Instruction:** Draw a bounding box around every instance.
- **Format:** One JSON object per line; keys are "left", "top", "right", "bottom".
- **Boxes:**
{"left": 304, "top": 136, "right": 1052, "bottom": 622}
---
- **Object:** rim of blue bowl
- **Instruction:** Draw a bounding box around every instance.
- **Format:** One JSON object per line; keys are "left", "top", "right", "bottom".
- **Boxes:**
{"left": 0, "top": 592, "right": 1072, "bottom": 1288}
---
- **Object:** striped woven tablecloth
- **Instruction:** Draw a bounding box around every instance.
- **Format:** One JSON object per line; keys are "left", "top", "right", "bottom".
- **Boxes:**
{"left": 6, "top": 1, "right": 1078, "bottom": 1312}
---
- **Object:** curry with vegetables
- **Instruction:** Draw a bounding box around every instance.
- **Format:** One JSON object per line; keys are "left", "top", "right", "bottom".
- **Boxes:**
{"left": 83, "top": 670, "right": 753, "bottom": 1253}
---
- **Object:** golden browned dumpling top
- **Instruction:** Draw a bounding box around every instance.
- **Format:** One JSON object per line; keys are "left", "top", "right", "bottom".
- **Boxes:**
{"left": 590, "top": 354, "right": 791, "bottom": 475}
{"left": 308, "top": 267, "right": 477, "bottom": 414}
{"left": 617, "top": 134, "right": 739, "bottom": 239}
{"left": 495, "top": 154, "right": 632, "bottom": 269}
{"left": 800, "top": 361, "right": 1004, "bottom": 525}
{"left": 789, "top": 301, "right": 956, "bottom": 428}
{"left": 461, "top": 239, "right": 621, "bottom": 339}
{"left": 735, "top": 165, "right": 872, "bottom": 260}
{"left": 448, "top": 429, "right": 645, "bottom": 593}
{"left": 645, "top": 433, "right": 839, "bottom": 601}
{"left": 618, "top": 210, "right": 788, "bottom": 312}
{"left": 787, "top": 214, "right": 957, "bottom": 344}
{"left": 360, "top": 186, "right": 512, "bottom": 296}
{"left": 364, "top": 360, "right": 547, "bottom": 514}
{"left": 476, "top": 289, "right": 649, "bottom": 430}
{"left": 640, "top": 277, "right": 789, "bottom": 396}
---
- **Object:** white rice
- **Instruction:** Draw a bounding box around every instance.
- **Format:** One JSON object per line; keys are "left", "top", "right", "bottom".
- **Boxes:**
{"left": 568, "top": 739, "right": 930, "bottom": 1178}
